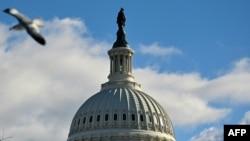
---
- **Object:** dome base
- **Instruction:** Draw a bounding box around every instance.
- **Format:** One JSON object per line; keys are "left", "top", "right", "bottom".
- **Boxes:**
{"left": 101, "top": 80, "right": 141, "bottom": 90}
{"left": 68, "top": 129, "right": 176, "bottom": 141}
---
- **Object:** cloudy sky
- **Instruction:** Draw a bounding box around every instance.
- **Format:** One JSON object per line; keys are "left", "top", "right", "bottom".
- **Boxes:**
{"left": 0, "top": 0, "right": 250, "bottom": 141}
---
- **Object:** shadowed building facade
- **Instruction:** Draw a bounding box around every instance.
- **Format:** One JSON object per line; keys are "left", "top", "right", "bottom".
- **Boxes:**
{"left": 67, "top": 8, "right": 176, "bottom": 141}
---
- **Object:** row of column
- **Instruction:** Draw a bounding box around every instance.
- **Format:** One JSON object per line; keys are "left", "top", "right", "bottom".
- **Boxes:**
{"left": 110, "top": 54, "right": 132, "bottom": 74}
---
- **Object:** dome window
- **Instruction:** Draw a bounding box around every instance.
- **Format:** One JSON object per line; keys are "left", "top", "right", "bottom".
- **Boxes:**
{"left": 123, "top": 114, "right": 126, "bottom": 120}
{"left": 97, "top": 115, "right": 100, "bottom": 122}
{"left": 131, "top": 114, "right": 135, "bottom": 121}
{"left": 140, "top": 114, "right": 144, "bottom": 122}
{"left": 114, "top": 114, "right": 118, "bottom": 121}
{"left": 89, "top": 116, "right": 93, "bottom": 123}
{"left": 105, "top": 114, "right": 109, "bottom": 121}
{"left": 83, "top": 117, "right": 86, "bottom": 124}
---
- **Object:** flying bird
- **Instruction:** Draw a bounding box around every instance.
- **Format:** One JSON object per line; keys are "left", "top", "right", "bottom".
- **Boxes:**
{"left": 3, "top": 8, "right": 46, "bottom": 45}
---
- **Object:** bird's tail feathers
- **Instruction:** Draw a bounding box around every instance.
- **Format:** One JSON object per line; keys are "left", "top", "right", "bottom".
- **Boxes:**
{"left": 9, "top": 24, "right": 25, "bottom": 31}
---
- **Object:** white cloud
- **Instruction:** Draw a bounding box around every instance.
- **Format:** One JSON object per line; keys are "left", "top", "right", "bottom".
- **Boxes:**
{"left": 138, "top": 42, "right": 182, "bottom": 56}
{"left": 0, "top": 23, "right": 10, "bottom": 45}
{"left": 0, "top": 18, "right": 110, "bottom": 141}
{"left": 190, "top": 110, "right": 250, "bottom": 141}
{"left": 239, "top": 111, "right": 250, "bottom": 124}
{"left": 192, "top": 58, "right": 250, "bottom": 103}
{"left": 134, "top": 68, "right": 231, "bottom": 127}
{"left": 231, "top": 57, "right": 250, "bottom": 73}
{"left": 189, "top": 127, "right": 223, "bottom": 141}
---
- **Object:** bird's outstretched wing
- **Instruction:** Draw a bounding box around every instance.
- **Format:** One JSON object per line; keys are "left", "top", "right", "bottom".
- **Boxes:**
{"left": 3, "top": 8, "right": 31, "bottom": 23}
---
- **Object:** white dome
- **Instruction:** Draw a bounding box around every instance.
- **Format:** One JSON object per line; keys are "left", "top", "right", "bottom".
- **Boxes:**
{"left": 67, "top": 84, "right": 175, "bottom": 141}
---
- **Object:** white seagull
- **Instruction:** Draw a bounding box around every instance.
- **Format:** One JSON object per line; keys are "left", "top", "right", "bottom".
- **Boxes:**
{"left": 3, "top": 8, "right": 46, "bottom": 45}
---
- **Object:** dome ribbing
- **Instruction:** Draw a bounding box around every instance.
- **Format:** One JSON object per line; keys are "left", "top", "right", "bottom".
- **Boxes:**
{"left": 68, "top": 87, "right": 175, "bottom": 141}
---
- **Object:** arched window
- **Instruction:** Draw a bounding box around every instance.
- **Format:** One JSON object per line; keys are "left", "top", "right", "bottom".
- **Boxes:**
{"left": 114, "top": 113, "right": 118, "bottom": 121}
{"left": 97, "top": 115, "right": 100, "bottom": 122}
{"left": 105, "top": 114, "right": 109, "bottom": 121}
{"left": 132, "top": 114, "right": 135, "bottom": 121}
{"left": 89, "top": 116, "right": 93, "bottom": 123}
{"left": 140, "top": 114, "right": 144, "bottom": 122}
{"left": 123, "top": 114, "right": 126, "bottom": 120}
{"left": 114, "top": 56, "right": 118, "bottom": 72}
{"left": 83, "top": 117, "right": 86, "bottom": 124}
{"left": 119, "top": 55, "right": 124, "bottom": 72}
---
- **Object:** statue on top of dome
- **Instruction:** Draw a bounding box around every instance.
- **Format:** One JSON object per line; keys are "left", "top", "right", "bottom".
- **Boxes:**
{"left": 113, "top": 8, "right": 129, "bottom": 48}
{"left": 117, "top": 8, "right": 126, "bottom": 30}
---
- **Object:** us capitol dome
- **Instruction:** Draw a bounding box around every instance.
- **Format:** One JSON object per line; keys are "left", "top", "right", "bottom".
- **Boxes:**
{"left": 67, "top": 8, "right": 176, "bottom": 141}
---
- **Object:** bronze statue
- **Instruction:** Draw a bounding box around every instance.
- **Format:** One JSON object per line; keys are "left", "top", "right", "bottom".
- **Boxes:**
{"left": 117, "top": 8, "right": 126, "bottom": 30}
{"left": 113, "top": 8, "right": 128, "bottom": 48}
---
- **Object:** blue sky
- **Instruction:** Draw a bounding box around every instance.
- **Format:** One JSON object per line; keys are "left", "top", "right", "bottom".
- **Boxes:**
{"left": 0, "top": 0, "right": 250, "bottom": 141}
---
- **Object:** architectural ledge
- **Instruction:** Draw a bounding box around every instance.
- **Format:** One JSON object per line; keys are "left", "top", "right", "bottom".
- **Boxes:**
{"left": 101, "top": 81, "right": 141, "bottom": 91}
{"left": 68, "top": 129, "right": 176, "bottom": 141}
